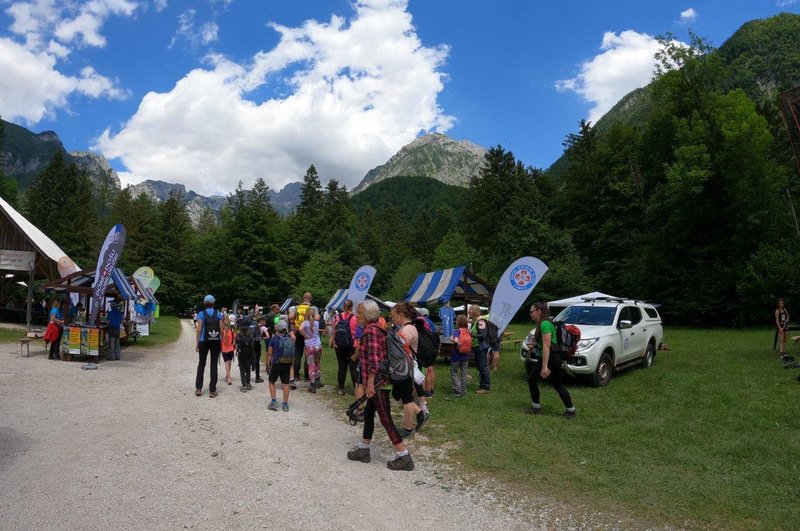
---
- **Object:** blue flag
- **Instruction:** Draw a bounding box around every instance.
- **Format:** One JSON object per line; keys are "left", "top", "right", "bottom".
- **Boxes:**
{"left": 90, "top": 224, "right": 127, "bottom": 325}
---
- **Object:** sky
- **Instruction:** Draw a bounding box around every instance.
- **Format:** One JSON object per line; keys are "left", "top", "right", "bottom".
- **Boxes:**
{"left": 1, "top": 0, "right": 798, "bottom": 196}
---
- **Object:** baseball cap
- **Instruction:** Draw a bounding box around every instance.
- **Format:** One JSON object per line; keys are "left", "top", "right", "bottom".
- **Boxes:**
{"left": 203, "top": 294, "right": 215, "bottom": 304}
{"left": 276, "top": 319, "right": 288, "bottom": 332}
{"left": 239, "top": 317, "right": 252, "bottom": 329}
{"left": 418, "top": 308, "right": 429, "bottom": 316}
{"left": 228, "top": 314, "right": 236, "bottom": 325}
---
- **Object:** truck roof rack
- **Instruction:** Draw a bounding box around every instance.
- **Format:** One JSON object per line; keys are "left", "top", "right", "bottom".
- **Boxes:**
{"left": 580, "top": 297, "right": 651, "bottom": 305}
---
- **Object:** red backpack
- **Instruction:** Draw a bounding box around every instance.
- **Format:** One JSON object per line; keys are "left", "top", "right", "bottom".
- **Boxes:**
{"left": 457, "top": 328, "right": 472, "bottom": 354}
{"left": 555, "top": 322, "right": 581, "bottom": 357}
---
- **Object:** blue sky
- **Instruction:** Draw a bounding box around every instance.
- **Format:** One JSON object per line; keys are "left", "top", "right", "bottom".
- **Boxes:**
{"left": 1, "top": 0, "right": 797, "bottom": 195}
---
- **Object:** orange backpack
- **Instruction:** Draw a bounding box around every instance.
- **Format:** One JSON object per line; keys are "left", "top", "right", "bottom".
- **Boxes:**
{"left": 457, "top": 328, "right": 472, "bottom": 354}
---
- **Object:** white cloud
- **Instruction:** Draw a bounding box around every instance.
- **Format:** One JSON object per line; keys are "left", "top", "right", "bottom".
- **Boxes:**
{"left": 777, "top": 0, "right": 797, "bottom": 7}
{"left": 96, "top": 0, "right": 453, "bottom": 195}
{"left": 556, "top": 30, "right": 679, "bottom": 124}
{"left": 0, "top": 1, "right": 135, "bottom": 123}
{"left": 154, "top": 0, "right": 168, "bottom": 12}
{"left": 170, "top": 9, "right": 219, "bottom": 48}
{"left": 680, "top": 8, "right": 698, "bottom": 23}
{"left": 0, "top": 37, "right": 127, "bottom": 123}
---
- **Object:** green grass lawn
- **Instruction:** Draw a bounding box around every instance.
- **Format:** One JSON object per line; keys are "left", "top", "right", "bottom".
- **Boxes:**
{"left": 133, "top": 315, "right": 181, "bottom": 347}
{"left": 318, "top": 325, "right": 800, "bottom": 529}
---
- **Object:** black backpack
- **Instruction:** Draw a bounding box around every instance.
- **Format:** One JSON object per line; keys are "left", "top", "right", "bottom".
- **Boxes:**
{"left": 236, "top": 332, "right": 255, "bottom": 360}
{"left": 481, "top": 318, "right": 500, "bottom": 345}
{"left": 202, "top": 311, "right": 221, "bottom": 342}
{"left": 413, "top": 318, "right": 440, "bottom": 368}
{"left": 334, "top": 314, "right": 355, "bottom": 348}
{"left": 378, "top": 327, "right": 413, "bottom": 382}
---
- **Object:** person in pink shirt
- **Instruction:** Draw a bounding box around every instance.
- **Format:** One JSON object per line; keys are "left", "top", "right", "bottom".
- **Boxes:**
{"left": 221, "top": 314, "right": 237, "bottom": 385}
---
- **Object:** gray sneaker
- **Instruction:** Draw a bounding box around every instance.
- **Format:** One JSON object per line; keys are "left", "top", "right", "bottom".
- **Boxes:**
{"left": 387, "top": 453, "right": 414, "bottom": 471}
{"left": 397, "top": 427, "right": 415, "bottom": 439}
{"left": 268, "top": 401, "right": 279, "bottom": 411}
{"left": 347, "top": 447, "right": 371, "bottom": 463}
{"left": 415, "top": 410, "right": 430, "bottom": 431}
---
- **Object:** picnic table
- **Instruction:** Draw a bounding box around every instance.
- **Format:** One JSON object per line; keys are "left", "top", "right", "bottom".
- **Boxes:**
{"left": 500, "top": 330, "right": 523, "bottom": 351}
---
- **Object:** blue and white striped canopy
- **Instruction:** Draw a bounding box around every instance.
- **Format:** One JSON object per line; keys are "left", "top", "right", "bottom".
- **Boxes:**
{"left": 326, "top": 288, "right": 349, "bottom": 310}
{"left": 403, "top": 266, "right": 493, "bottom": 304}
{"left": 111, "top": 268, "right": 137, "bottom": 300}
{"left": 279, "top": 297, "right": 294, "bottom": 313}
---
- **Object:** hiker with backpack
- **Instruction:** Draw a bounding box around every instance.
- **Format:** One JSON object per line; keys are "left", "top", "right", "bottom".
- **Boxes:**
{"left": 524, "top": 302, "right": 576, "bottom": 418}
{"left": 346, "top": 299, "right": 414, "bottom": 471}
{"left": 451, "top": 314, "right": 472, "bottom": 397}
{"left": 195, "top": 294, "right": 227, "bottom": 398}
{"left": 390, "top": 303, "right": 429, "bottom": 437}
{"left": 333, "top": 300, "right": 360, "bottom": 395}
{"left": 288, "top": 292, "right": 312, "bottom": 389}
{"left": 221, "top": 314, "right": 237, "bottom": 385}
{"left": 236, "top": 317, "right": 256, "bottom": 392}
{"left": 416, "top": 308, "right": 439, "bottom": 398}
{"left": 468, "top": 304, "right": 492, "bottom": 394}
{"left": 267, "top": 319, "right": 294, "bottom": 412}
{"left": 300, "top": 306, "right": 324, "bottom": 393}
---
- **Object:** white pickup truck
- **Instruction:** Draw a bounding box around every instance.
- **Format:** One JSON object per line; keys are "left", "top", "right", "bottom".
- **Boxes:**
{"left": 520, "top": 298, "right": 664, "bottom": 387}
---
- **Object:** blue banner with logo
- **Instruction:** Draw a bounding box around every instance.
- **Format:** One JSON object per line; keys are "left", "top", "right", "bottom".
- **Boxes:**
{"left": 89, "top": 224, "right": 127, "bottom": 325}
{"left": 489, "top": 256, "right": 548, "bottom": 333}
{"left": 347, "top": 265, "right": 376, "bottom": 306}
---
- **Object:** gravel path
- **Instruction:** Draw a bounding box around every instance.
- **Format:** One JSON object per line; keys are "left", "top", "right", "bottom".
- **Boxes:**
{"left": 0, "top": 320, "right": 626, "bottom": 530}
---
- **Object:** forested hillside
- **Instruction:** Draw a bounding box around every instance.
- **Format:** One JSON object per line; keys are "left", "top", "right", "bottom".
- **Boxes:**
{"left": 2, "top": 13, "right": 799, "bottom": 326}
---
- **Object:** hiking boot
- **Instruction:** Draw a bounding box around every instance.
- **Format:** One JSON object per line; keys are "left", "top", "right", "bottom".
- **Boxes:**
{"left": 337, "top": 388, "right": 346, "bottom": 396}
{"left": 523, "top": 406, "right": 542, "bottom": 415}
{"left": 308, "top": 383, "right": 317, "bottom": 393}
{"left": 416, "top": 410, "right": 430, "bottom": 431}
{"left": 397, "top": 427, "right": 415, "bottom": 439}
{"left": 289, "top": 380, "right": 297, "bottom": 390}
{"left": 240, "top": 386, "right": 248, "bottom": 392}
{"left": 281, "top": 402, "right": 289, "bottom": 412}
{"left": 562, "top": 410, "right": 577, "bottom": 419}
{"left": 268, "top": 401, "right": 279, "bottom": 411}
{"left": 476, "top": 388, "right": 490, "bottom": 395}
{"left": 209, "top": 391, "right": 218, "bottom": 398}
{"left": 386, "top": 453, "right": 414, "bottom": 471}
{"left": 347, "top": 447, "right": 371, "bottom": 463}
{"left": 255, "top": 378, "right": 264, "bottom": 383}
{"left": 316, "top": 380, "right": 325, "bottom": 388}
{"left": 246, "top": 383, "right": 253, "bottom": 390}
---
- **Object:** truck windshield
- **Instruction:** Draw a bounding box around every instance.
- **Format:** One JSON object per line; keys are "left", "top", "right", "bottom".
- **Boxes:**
{"left": 556, "top": 305, "right": 616, "bottom": 326}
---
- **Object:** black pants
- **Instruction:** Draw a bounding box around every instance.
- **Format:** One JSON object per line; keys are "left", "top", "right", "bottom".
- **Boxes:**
{"left": 49, "top": 327, "right": 63, "bottom": 359}
{"left": 526, "top": 354, "right": 573, "bottom": 409}
{"left": 196, "top": 341, "right": 220, "bottom": 392}
{"left": 335, "top": 346, "right": 358, "bottom": 390}
{"left": 239, "top": 357, "right": 252, "bottom": 386}
{"left": 251, "top": 344, "right": 261, "bottom": 380}
{"left": 293, "top": 332, "right": 308, "bottom": 380}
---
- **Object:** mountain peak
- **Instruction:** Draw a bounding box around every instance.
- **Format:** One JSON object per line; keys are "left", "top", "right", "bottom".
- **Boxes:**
{"left": 352, "top": 133, "right": 486, "bottom": 194}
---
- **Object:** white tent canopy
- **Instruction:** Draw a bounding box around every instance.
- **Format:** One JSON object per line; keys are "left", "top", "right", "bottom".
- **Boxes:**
{"left": 548, "top": 292, "right": 618, "bottom": 308}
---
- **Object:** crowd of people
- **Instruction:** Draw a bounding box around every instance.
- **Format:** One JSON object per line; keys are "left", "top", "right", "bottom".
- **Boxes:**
{"left": 193, "top": 291, "right": 578, "bottom": 472}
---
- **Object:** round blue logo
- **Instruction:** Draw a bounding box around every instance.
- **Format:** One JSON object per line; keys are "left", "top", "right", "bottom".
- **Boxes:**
{"left": 510, "top": 265, "right": 536, "bottom": 291}
{"left": 355, "top": 273, "right": 370, "bottom": 291}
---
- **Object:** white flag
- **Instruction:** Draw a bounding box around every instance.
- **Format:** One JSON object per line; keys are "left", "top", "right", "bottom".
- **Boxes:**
{"left": 347, "top": 265, "right": 376, "bottom": 306}
{"left": 489, "top": 257, "right": 548, "bottom": 332}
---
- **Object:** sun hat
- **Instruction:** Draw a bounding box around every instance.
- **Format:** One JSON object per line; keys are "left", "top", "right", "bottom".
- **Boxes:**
{"left": 203, "top": 294, "right": 215, "bottom": 304}
{"left": 276, "top": 319, "right": 288, "bottom": 332}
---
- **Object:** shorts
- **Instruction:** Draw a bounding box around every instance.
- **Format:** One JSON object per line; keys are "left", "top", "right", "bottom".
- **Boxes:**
{"left": 268, "top": 362, "right": 291, "bottom": 384}
{"left": 491, "top": 340, "right": 502, "bottom": 352}
{"left": 391, "top": 377, "right": 415, "bottom": 404}
{"left": 222, "top": 351, "right": 234, "bottom": 362}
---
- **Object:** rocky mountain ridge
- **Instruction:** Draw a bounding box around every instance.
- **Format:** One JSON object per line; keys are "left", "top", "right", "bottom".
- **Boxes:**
{"left": 351, "top": 133, "right": 487, "bottom": 194}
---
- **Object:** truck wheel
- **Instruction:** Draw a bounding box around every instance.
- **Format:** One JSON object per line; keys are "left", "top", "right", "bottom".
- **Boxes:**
{"left": 592, "top": 352, "right": 613, "bottom": 387}
{"left": 641, "top": 343, "right": 655, "bottom": 368}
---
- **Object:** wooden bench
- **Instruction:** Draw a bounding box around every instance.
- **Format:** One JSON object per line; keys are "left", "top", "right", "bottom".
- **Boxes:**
{"left": 18, "top": 338, "right": 31, "bottom": 357}
{"left": 501, "top": 339, "right": 523, "bottom": 351}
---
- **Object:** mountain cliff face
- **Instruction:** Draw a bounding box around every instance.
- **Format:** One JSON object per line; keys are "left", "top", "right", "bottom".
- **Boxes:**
{"left": 352, "top": 133, "right": 487, "bottom": 194}
{"left": 1, "top": 118, "right": 122, "bottom": 190}
{"left": 127, "top": 179, "right": 302, "bottom": 222}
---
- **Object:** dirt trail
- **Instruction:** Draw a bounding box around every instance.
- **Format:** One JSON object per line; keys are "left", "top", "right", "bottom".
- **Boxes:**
{"left": 0, "top": 320, "right": 610, "bottom": 530}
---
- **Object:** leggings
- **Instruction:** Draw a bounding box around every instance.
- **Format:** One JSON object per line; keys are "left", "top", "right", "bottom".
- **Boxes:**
{"left": 362, "top": 387, "right": 402, "bottom": 445}
{"left": 306, "top": 346, "right": 322, "bottom": 382}
{"left": 49, "top": 327, "right": 63, "bottom": 358}
{"left": 526, "top": 354, "right": 573, "bottom": 409}
{"left": 335, "top": 346, "right": 358, "bottom": 389}
{"left": 196, "top": 341, "right": 220, "bottom": 392}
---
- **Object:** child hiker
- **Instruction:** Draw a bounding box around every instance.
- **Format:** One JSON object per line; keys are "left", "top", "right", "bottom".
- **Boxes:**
{"left": 450, "top": 314, "right": 472, "bottom": 397}
{"left": 236, "top": 317, "right": 255, "bottom": 392}
{"left": 267, "top": 319, "right": 295, "bottom": 412}
{"left": 221, "top": 314, "right": 236, "bottom": 385}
